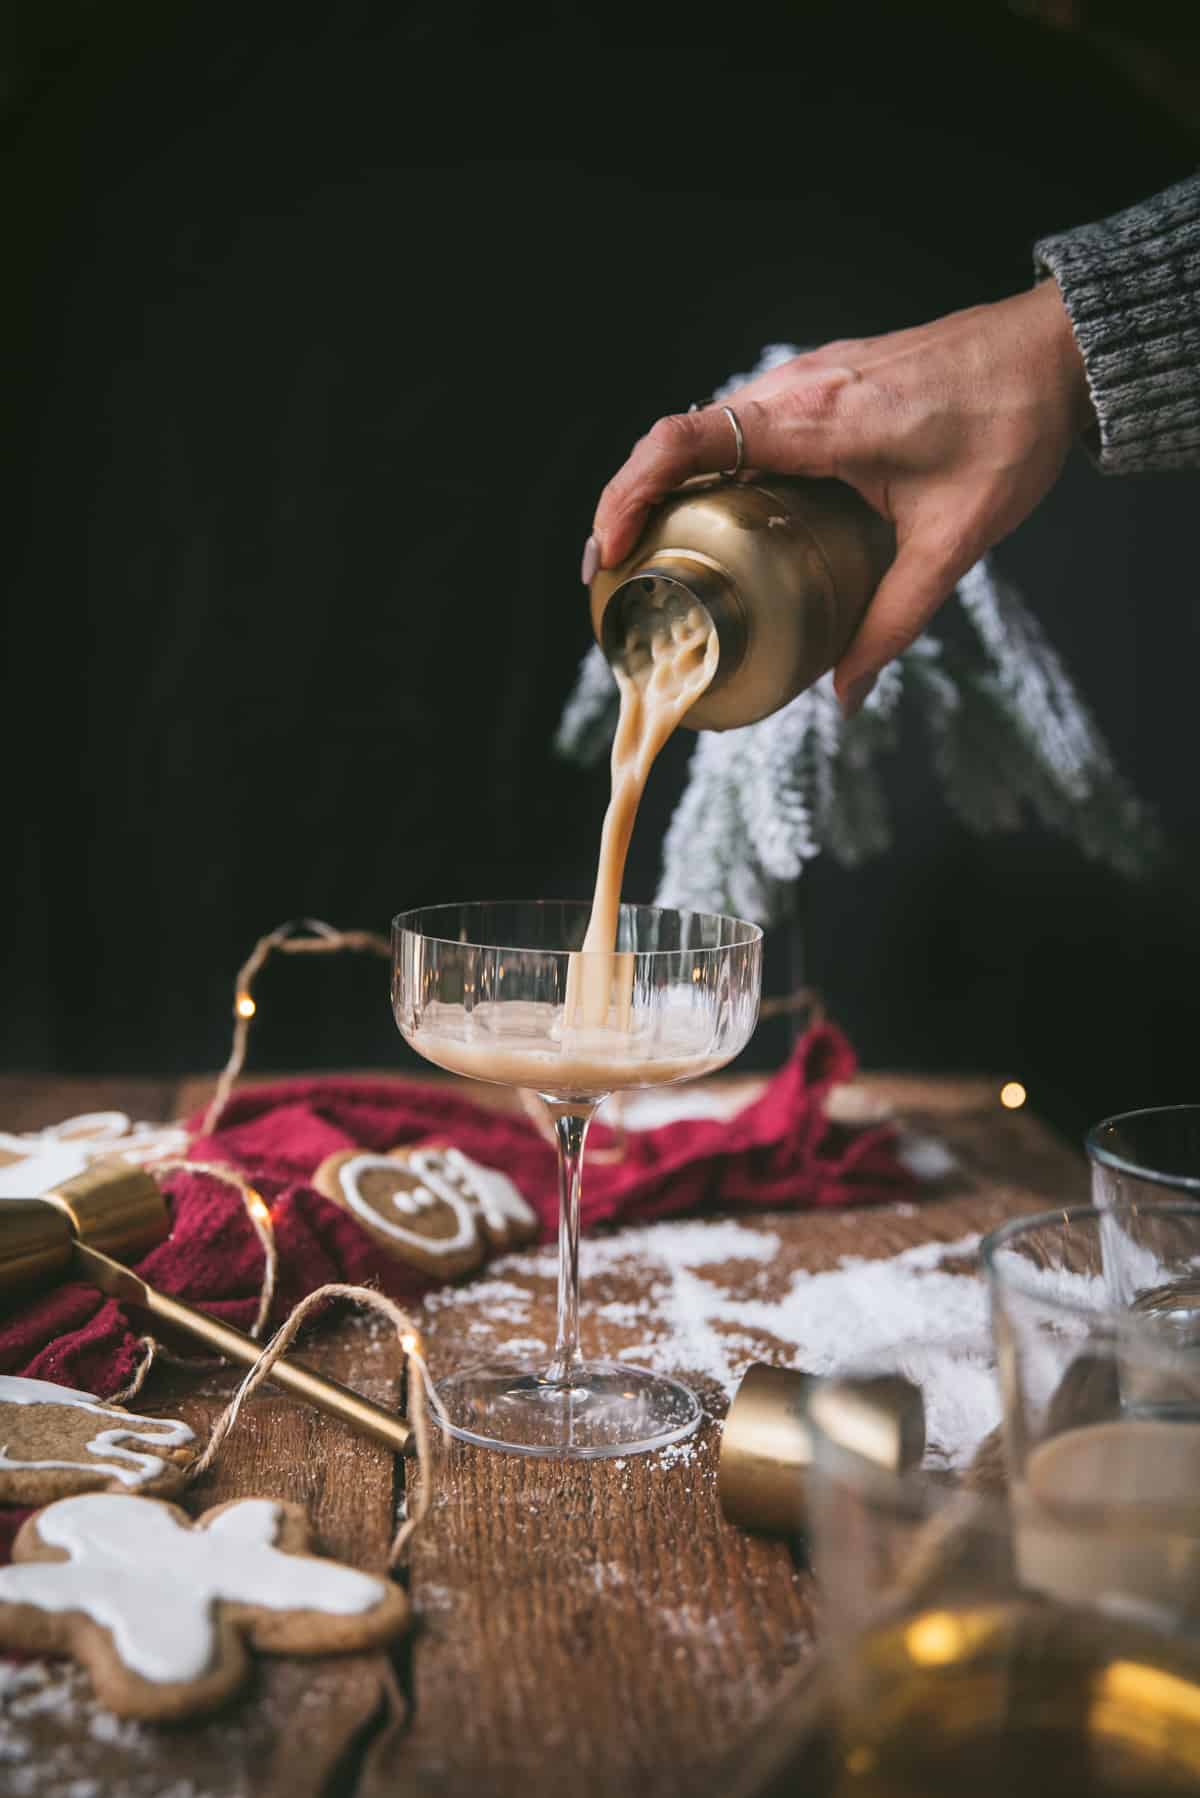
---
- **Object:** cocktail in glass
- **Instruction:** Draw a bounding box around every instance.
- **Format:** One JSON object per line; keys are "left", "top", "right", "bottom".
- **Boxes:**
{"left": 392, "top": 900, "right": 762, "bottom": 1457}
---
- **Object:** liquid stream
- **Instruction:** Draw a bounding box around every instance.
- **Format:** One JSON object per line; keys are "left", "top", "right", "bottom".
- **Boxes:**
{"left": 565, "top": 601, "right": 718, "bottom": 1026}
{"left": 414, "top": 600, "right": 720, "bottom": 1096}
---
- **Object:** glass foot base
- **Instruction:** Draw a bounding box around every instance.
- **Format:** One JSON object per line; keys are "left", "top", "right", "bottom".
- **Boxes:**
{"left": 429, "top": 1358, "right": 702, "bottom": 1459}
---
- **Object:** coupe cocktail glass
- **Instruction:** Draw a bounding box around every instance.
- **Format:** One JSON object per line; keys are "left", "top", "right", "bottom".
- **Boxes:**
{"left": 392, "top": 900, "right": 762, "bottom": 1457}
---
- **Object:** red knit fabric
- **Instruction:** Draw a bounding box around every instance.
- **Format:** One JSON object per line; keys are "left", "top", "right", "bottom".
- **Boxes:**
{"left": 0, "top": 1022, "right": 911, "bottom": 1427}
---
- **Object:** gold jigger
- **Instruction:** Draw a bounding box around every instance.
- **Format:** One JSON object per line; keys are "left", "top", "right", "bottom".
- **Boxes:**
{"left": 1, "top": 1167, "right": 412, "bottom": 1457}
{"left": 719, "top": 1362, "right": 925, "bottom": 1535}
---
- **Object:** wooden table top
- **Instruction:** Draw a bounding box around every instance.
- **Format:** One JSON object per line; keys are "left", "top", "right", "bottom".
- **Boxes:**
{"left": 0, "top": 1070, "right": 1088, "bottom": 1798}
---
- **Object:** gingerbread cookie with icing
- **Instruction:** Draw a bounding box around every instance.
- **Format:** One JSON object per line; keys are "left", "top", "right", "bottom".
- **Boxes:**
{"left": 392, "top": 1144, "right": 539, "bottom": 1252}
{"left": 0, "top": 1376, "right": 195, "bottom": 1504}
{"left": 0, "top": 1493, "right": 410, "bottom": 1719}
{"left": 313, "top": 1150, "right": 485, "bottom": 1276}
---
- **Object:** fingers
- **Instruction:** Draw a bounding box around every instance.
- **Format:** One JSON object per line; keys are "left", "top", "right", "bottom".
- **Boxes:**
{"left": 833, "top": 530, "right": 978, "bottom": 717}
{"left": 587, "top": 361, "right": 873, "bottom": 574}
{"left": 591, "top": 372, "right": 856, "bottom": 569}
{"left": 590, "top": 406, "right": 758, "bottom": 570}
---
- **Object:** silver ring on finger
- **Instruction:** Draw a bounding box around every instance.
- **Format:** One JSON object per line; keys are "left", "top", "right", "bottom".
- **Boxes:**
{"left": 720, "top": 405, "right": 746, "bottom": 479}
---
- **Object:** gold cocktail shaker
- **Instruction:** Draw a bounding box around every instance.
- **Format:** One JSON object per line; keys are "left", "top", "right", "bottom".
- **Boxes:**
{"left": 588, "top": 475, "right": 894, "bottom": 731}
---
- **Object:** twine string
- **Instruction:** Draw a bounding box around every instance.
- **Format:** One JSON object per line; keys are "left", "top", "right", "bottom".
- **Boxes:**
{"left": 186, "top": 1282, "right": 434, "bottom": 1567}
{"left": 202, "top": 919, "right": 391, "bottom": 1136}
{"left": 104, "top": 1159, "right": 279, "bottom": 1374}
{"left": 149, "top": 1158, "right": 278, "bottom": 1341}
{"left": 107, "top": 1336, "right": 159, "bottom": 1406}
{"left": 758, "top": 985, "right": 823, "bottom": 1023}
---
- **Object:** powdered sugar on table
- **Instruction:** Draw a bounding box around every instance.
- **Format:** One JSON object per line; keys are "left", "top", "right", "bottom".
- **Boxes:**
{"left": 423, "top": 1211, "right": 999, "bottom": 1468}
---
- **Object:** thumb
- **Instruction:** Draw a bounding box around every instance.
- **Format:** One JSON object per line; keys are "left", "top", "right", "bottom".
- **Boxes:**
{"left": 833, "top": 533, "right": 974, "bottom": 716}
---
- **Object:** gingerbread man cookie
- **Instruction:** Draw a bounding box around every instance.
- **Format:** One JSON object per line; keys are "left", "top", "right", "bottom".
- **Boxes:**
{"left": 314, "top": 1144, "right": 539, "bottom": 1273}
{"left": 0, "top": 1376, "right": 195, "bottom": 1504}
{"left": 313, "top": 1150, "right": 485, "bottom": 1276}
{"left": 392, "top": 1144, "right": 539, "bottom": 1252}
{"left": 0, "top": 1493, "right": 411, "bottom": 1719}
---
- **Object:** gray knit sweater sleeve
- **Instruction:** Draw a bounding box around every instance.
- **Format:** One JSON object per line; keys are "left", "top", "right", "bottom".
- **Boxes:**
{"left": 1034, "top": 173, "right": 1200, "bottom": 474}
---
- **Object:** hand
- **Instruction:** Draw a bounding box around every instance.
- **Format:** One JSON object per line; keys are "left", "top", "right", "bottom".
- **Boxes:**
{"left": 585, "top": 281, "right": 1093, "bottom": 715}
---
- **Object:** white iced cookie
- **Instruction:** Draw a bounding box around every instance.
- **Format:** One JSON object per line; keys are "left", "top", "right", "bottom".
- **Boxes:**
{"left": 394, "top": 1144, "right": 539, "bottom": 1251}
{"left": 0, "top": 1375, "right": 195, "bottom": 1503}
{"left": 312, "top": 1150, "right": 485, "bottom": 1276}
{"left": 0, "top": 1111, "right": 189, "bottom": 1199}
{"left": 0, "top": 1494, "right": 411, "bottom": 1719}
{"left": 313, "top": 1144, "right": 538, "bottom": 1272}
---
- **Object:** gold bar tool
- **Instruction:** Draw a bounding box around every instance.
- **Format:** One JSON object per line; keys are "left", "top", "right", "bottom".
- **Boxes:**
{"left": 719, "top": 1361, "right": 924, "bottom": 1535}
{"left": 1, "top": 1167, "right": 412, "bottom": 1456}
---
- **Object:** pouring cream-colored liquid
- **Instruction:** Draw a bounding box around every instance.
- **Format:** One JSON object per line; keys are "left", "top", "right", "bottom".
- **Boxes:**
{"left": 413, "top": 604, "right": 722, "bottom": 1097}
{"left": 566, "top": 603, "right": 719, "bottom": 1024}
{"left": 1015, "top": 1418, "right": 1200, "bottom": 1620}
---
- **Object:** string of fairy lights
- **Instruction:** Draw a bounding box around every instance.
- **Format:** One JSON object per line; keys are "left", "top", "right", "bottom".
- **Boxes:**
{"left": 205, "top": 918, "right": 393, "bottom": 1135}
{"left": 5, "top": 912, "right": 1028, "bottom": 1488}
{"left": 211, "top": 915, "right": 1029, "bottom": 1136}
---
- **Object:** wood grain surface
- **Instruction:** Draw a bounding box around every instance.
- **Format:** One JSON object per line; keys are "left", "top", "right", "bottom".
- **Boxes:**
{"left": 0, "top": 1070, "right": 1088, "bottom": 1798}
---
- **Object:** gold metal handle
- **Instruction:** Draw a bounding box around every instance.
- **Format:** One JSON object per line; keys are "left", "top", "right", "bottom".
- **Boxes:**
{"left": 73, "top": 1240, "right": 413, "bottom": 1457}
{"left": 40, "top": 1163, "right": 171, "bottom": 1263}
{"left": 0, "top": 1172, "right": 414, "bottom": 1457}
{"left": 0, "top": 1199, "right": 75, "bottom": 1291}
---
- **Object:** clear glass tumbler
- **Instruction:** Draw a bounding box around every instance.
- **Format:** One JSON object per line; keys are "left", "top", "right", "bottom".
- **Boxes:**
{"left": 1086, "top": 1105, "right": 1200, "bottom": 1408}
{"left": 806, "top": 1379, "right": 1200, "bottom": 1797}
{"left": 1088, "top": 1105, "right": 1200, "bottom": 1210}
{"left": 983, "top": 1202, "right": 1200, "bottom": 1631}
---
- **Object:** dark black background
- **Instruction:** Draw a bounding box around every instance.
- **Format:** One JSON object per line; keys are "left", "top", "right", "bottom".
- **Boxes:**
{"left": 3, "top": 1, "right": 1197, "bottom": 1140}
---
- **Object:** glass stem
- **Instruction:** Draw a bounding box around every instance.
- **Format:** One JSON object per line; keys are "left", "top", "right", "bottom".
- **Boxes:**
{"left": 548, "top": 1106, "right": 596, "bottom": 1386}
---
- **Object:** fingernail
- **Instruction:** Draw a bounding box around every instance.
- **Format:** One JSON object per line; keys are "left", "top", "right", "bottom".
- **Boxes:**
{"left": 581, "top": 534, "right": 601, "bottom": 586}
{"left": 840, "top": 673, "right": 877, "bottom": 719}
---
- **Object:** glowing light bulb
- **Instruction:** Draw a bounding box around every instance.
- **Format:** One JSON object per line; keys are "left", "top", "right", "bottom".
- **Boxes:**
{"left": 401, "top": 1331, "right": 424, "bottom": 1358}
{"left": 245, "top": 1188, "right": 271, "bottom": 1227}
{"left": 904, "top": 1610, "right": 966, "bottom": 1667}
{"left": 236, "top": 993, "right": 257, "bottom": 1019}
{"left": 1000, "top": 1081, "right": 1027, "bottom": 1110}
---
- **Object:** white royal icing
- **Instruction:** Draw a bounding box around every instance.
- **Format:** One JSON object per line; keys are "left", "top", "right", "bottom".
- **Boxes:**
{"left": 435, "top": 1148, "right": 537, "bottom": 1234}
{"left": 0, "top": 1376, "right": 195, "bottom": 1489}
{"left": 391, "top": 1184, "right": 436, "bottom": 1216}
{"left": 336, "top": 1154, "right": 478, "bottom": 1258}
{"left": 0, "top": 1112, "right": 189, "bottom": 1200}
{"left": 0, "top": 1495, "right": 388, "bottom": 1683}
